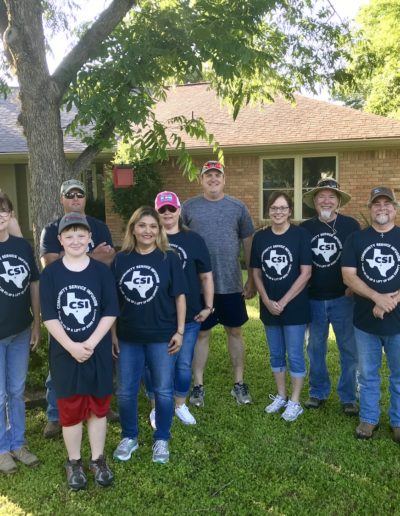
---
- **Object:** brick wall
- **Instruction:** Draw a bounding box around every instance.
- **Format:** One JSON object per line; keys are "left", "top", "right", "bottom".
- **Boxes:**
{"left": 105, "top": 148, "right": 400, "bottom": 245}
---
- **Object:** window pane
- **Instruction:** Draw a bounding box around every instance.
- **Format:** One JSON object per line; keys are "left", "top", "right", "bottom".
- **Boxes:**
{"left": 302, "top": 156, "right": 336, "bottom": 219}
{"left": 263, "top": 159, "right": 294, "bottom": 218}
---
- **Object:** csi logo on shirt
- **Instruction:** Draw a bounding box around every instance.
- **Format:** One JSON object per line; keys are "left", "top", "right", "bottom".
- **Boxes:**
{"left": 170, "top": 243, "right": 187, "bottom": 269}
{"left": 311, "top": 233, "right": 342, "bottom": 268}
{"left": 57, "top": 286, "right": 98, "bottom": 332}
{"left": 0, "top": 254, "right": 30, "bottom": 297}
{"left": 120, "top": 265, "right": 160, "bottom": 305}
{"left": 361, "top": 243, "right": 400, "bottom": 284}
{"left": 261, "top": 245, "right": 293, "bottom": 281}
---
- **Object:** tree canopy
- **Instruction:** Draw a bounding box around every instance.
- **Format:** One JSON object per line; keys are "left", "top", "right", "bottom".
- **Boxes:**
{"left": 0, "top": 0, "right": 349, "bottom": 249}
{"left": 333, "top": 0, "right": 400, "bottom": 118}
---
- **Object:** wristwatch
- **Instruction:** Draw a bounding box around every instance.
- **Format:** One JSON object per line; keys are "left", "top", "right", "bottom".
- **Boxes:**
{"left": 205, "top": 305, "right": 215, "bottom": 314}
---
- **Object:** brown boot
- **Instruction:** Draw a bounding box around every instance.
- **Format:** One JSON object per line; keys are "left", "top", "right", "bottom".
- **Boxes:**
{"left": 355, "top": 422, "right": 379, "bottom": 439}
{"left": 43, "top": 420, "right": 62, "bottom": 438}
{"left": 391, "top": 427, "right": 400, "bottom": 443}
{"left": 0, "top": 452, "right": 17, "bottom": 474}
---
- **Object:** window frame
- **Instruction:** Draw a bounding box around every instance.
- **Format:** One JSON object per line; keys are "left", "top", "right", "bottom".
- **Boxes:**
{"left": 259, "top": 153, "right": 339, "bottom": 221}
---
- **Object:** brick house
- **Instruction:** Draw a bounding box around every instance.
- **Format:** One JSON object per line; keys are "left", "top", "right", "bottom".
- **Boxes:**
{"left": 106, "top": 82, "right": 400, "bottom": 246}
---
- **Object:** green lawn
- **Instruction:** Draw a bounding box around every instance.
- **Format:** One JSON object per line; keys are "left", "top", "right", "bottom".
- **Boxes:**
{"left": 1, "top": 291, "right": 399, "bottom": 515}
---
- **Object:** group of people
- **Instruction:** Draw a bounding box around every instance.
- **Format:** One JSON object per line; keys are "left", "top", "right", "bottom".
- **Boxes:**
{"left": 1, "top": 159, "right": 400, "bottom": 492}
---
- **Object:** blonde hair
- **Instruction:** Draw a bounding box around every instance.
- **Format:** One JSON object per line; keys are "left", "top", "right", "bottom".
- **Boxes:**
{"left": 121, "top": 206, "right": 170, "bottom": 253}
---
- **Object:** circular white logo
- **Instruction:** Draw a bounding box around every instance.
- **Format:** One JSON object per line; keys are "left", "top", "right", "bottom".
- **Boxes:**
{"left": 119, "top": 264, "right": 160, "bottom": 305}
{"left": 310, "top": 232, "right": 342, "bottom": 268}
{"left": 361, "top": 243, "right": 400, "bottom": 283}
{"left": 57, "top": 285, "right": 98, "bottom": 332}
{"left": 262, "top": 245, "right": 293, "bottom": 281}
{"left": 0, "top": 254, "right": 30, "bottom": 297}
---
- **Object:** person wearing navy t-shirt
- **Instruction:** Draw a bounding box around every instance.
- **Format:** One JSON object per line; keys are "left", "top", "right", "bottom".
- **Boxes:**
{"left": 342, "top": 186, "right": 400, "bottom": 442}
{"left": 251, "top": 192, "right": 312, "bottom": 422}
{"left": 112, "top": 206, "right": 187, "bottom": 465}
{"left": 40, "top": 179, "right": 116, "bottom": 439}
{"left": 40, "top": 212, "right": 119, "bottom": 489}
{"left": 0, "top": 193, "right": 40, "bottom": 474}
{"left": 144, "top": 191, "right": 214, "bottom": 429}
{"left": 301, "top": 178, "right": 360, "bottom": 416}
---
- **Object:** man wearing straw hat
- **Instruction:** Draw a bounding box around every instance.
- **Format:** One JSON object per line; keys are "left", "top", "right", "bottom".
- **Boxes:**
{"left": 301, "top": 178, "right": 360, "bottom": 415}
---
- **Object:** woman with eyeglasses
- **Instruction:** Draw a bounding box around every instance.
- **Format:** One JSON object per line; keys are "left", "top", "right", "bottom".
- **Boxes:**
{"left": 250, "top": 191, "right": 312, "bottom": 422}
{"left": 112, "top": 206, "right": 187, "bottom": 464}
{"left": 0, "top": 193, "right": 40, "bottom": 474}
{"left": 144, "top": 192, "right": 214, "bottom": 428}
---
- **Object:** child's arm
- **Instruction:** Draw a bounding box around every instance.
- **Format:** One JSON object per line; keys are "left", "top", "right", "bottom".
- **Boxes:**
{"left": 111, "top": 322, "right": 119, "bottom": 359}
{"left": 83, "top": 316, "right": 117, "bottom": 351}
{"left": 44, "top": 319, "right": 94, "bottom": 363}
{"left": 29, "top": 280, "right": 41, "bottom": 351}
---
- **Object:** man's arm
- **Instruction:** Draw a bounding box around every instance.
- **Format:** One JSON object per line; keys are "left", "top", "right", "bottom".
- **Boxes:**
{"left": 342, "top": 266, "right": 398, "bottom": 313}
{"left": 88, "top": 243, "right": 115, "bottom": 267}
{"left": 242, "top": 234, "right": 256, "bottom": 299}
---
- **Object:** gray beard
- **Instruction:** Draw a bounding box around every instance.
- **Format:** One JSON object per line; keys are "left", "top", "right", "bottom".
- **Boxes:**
{"left": 375, "top": 214, "right": 389, "bottom": 225}
{"left": 319, "top": 209, "right": 334, "bottom": 221}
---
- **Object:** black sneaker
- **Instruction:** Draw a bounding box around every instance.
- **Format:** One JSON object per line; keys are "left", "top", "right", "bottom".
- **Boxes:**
{"left": 231, "top": 383, "right": 252, "bottom": 405}
{"left": 89, "top": 455, "right": 114, "bottom": 487}
{"left": 65, "top": 458, "right": 87, "bottom": 491}
{"left": 189, "top": 385, "right": 205, "bottom": 407}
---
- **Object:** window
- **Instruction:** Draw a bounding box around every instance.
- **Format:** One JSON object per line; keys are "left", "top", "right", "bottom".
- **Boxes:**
{"left": 262, "top": 155, "right": 337, "bottom": 220}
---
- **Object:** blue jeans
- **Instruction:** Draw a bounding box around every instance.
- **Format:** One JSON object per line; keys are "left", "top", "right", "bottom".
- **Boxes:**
{"left": 45, "top": 372, "right": 59, "bottom": 422}
{"left": 117, "top": 340, "right": 177, "bottom": 441}
{"left": 0, "top": 327, "right": 31, "bottom": 454}
{"left": 307, "top": 296, "right": 358, "bottom": 403}
{"left": 145, "top": 322, "right": 200, "bottom": 399}
{"left": 264, "top": 324, "right": 307, "bottom": 377}
{"left": 354, "top": 328, "right": 400, "bottom": 426}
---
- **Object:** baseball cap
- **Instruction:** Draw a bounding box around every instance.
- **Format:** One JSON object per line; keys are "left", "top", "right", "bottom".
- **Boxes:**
{"left": 155, "top": 191, "right": 181, "bottom": 211}
{"left": 200, "top": 161, "right": 225, "bottom": 175}
{"left": 58, "top": 213, "right": 91, "bottom": 234}
{"left": 60, "top": 179, "right": 86, "bottom": 196}
{"left": 368, "top": 186, "right": 397, "bottom": 205}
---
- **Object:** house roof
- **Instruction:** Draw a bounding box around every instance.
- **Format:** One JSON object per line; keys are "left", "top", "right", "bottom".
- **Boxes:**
{"left": 0, "top": 89, "right": 90, "bottom": 155}
{"left": 154, "top": 83, "right": 400, "bottom": 150}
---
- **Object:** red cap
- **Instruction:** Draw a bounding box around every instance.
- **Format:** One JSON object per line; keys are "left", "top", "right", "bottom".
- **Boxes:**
{"left": 155, "top": 191, "right": 181, "bottom": 211}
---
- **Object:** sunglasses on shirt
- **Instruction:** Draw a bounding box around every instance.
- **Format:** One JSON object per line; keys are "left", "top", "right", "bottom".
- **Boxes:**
{"left": 64, "top": 192, "right": 85, "bottom": 199}
{"left": 158, "top": 205, "right": 178, "bottom": 214}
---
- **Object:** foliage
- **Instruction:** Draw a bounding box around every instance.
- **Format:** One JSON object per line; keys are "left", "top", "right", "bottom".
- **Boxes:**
{"left": 333, "top": 0, "right": 400, "bottom": 118}
{"left": 6, "top": 282, "right": 400, "bottom": 514}
{"left": 105, "top": 161, "right": 164, "bottom": 223}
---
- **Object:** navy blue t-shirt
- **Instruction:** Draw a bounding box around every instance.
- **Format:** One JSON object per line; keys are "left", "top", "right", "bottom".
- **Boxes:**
{"left": 342, "top": 226, "right": 400, "bottom": 335}
{"left": 168, "top": 230, "right": 212, "bottom": 322}
{"left": 39, "top": 214, "right": 113, "bottom": 257}
{"left": 113, "top": 248, "right": 188, "bottom": 343}
{"left": 40, "top": 258, "right": 119, "bottom": 399}
{"left": 301, "top": 214, "right": 360, "bottom": 300}
{"left": 250, "top": 225, "right": 312, "bottom": 326}
{"left": 0, "top": 236, "right": 39, "bottom": 339}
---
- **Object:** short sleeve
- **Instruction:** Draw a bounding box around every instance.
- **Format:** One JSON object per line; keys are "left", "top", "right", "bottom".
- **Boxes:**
{"left": 39, "top": 267, "right": 58, "bottom": 321}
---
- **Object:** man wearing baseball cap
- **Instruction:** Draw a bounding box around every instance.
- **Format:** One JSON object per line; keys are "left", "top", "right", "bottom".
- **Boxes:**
{"left": 181, "top": 160, "right": 256, "bottom": 407}
{"left": 301, "top": 178, "right": 360, "bottom": 415}
{"left": 40, "top": 178, "right": 116, "bottom": 438}
{"left": 342, "top": 186, "right": 400, "bottom": 441}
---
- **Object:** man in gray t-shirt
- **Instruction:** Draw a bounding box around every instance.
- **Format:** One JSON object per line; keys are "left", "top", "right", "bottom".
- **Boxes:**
{"left": 182, "top": 160, "right": 256, "bottom": 406}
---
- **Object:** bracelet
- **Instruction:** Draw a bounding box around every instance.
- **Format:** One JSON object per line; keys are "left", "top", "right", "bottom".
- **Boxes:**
{"left": 205, "top": 305, "right": 215, "bottom": 314}
{"left": 177, "top": 330, "right": 184, "bottom": 336}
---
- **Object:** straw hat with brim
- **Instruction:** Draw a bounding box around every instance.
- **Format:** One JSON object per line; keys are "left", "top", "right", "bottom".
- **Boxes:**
{"left": 303, "top": 178, "right": 352, "bottom": 209}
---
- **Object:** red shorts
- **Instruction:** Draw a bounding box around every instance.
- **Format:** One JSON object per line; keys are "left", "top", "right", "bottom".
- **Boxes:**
{"left": 57, "top": 394, "right": 112, "bottom": 427}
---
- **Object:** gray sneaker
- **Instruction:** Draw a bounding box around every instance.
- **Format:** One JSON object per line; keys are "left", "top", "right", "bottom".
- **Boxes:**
{"left": 152, "top": 440, "right": 169, "bottom": 464}
{"left": 113, "top": 437, "right": 139, "bottom": 461}
{"left": 231, "top": 383, "right": 252, "bottom": 405}
{"left": 189, "top": 385, "right": 205, "bottom": 407}
{"left": 89, "top": 455, "right": 113, "bottom": 487}
{"left": 11, "top": 447, "right": 40, "bottom": 467}
{"left": 0, "top": 452, "right": 17, "bottom": 474}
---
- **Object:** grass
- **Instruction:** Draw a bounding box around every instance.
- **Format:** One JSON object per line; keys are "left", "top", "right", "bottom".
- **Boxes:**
{"left": 1, "top": 287, "right": 400, "bottom": 515}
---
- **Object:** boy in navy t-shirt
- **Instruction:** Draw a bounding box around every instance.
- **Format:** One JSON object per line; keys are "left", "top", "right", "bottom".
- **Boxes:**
{"left": 40, "top": 213, "right": 119, "bottom": 490}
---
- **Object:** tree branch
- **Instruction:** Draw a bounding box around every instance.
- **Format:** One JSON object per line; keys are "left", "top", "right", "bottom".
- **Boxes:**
{"left": 51, "top": 0, "right": 136, "bottom": 101}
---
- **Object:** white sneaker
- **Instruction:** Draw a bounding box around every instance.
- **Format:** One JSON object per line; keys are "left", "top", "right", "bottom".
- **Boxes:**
{"left": 175, "top": 404, "right": 196, "bottom": 425}
{"left": 149, "top": 408, "right": 156, "bottom": 430}
{"left": 281, "top": 400, "right": 304, "bottom": 422}
{"left": 265, "top": 394, "right": 288, "bottom": 414}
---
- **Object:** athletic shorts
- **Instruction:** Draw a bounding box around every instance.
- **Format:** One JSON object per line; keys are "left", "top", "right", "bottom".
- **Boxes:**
{"left": 57, "top": 394, "right": 112, "bottom": 427}
{"left": 200, "top": 292, "right": 248, "bottom": 331}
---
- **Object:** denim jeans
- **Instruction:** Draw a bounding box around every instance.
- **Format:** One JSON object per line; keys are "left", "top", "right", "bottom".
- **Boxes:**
{"left": 354, "top": 327, "right": 400, "bottom": 426}
{"left": 117, "top": 339, "right": 177, "bottom": 441}
{"left": 0, "top": 327, "right": 31, "bottom": 454}
{"left": 307, "top": 296, "right": 358, "bottom": 403}
{"left": 45, "top": 372, "right": 59, "bottom": 422}
{"left": 264, "top": 324, "right": 307, "bottom": 377}
{"left": 145, "top": 321, "right": 201, "bottom": 399}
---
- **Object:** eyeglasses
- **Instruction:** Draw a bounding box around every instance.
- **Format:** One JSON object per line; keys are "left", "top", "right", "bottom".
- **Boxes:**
{"left": 317, "top": 179, "right": 340, "bottom": 189}
{"left": 64, "top": 192, "right": 85, "bottom": 199}
{"left": 0, "top": 210, "right": 11, "bottom": 218}
{"left": 269, "top": 206, "right": 290, "bottom": 213}
{"left": 158, "top": 205, "right": 178, "bottom": 214}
